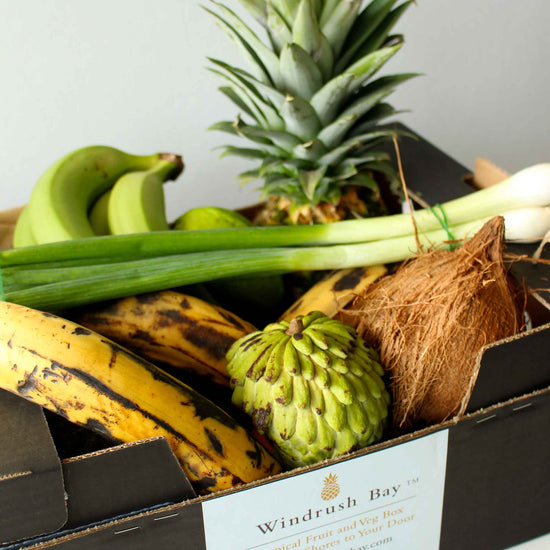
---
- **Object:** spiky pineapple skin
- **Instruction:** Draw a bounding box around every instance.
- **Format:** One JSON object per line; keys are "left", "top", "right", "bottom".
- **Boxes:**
{"left": 254, "top": 184, "right": 386, "bottom": 225}
{"left": 226, "top": 311, "right": 390, "bottom": 468}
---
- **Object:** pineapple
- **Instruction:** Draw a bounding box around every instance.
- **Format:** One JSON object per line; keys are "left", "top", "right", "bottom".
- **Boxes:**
{"left": 208, "top": 0, "right": 416, "bottom": 225}
{"left": 321, "top": 473, "right": 341, "bottom": 501}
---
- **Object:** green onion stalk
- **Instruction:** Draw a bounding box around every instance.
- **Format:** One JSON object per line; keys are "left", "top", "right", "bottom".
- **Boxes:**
{"left": 2, "top": 164, "right": 550, "bottom": 311}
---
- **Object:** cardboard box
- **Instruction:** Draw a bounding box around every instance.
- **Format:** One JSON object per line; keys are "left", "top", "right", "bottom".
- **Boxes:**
{"left": 1, "top": 126, "right": 549, "bottom": 549}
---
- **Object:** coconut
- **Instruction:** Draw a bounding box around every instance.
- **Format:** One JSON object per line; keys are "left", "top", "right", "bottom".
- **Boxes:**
{"left": 341, "top": 217, "right": 525, "bottom": 429}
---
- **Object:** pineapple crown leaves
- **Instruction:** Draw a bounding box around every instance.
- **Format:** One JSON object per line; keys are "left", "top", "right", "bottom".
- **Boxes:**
{"left": 207, "top": 0, "right": 417, "bottom": 209}
{"left": 226, "top": 311, "right": 390, "bottom": 467}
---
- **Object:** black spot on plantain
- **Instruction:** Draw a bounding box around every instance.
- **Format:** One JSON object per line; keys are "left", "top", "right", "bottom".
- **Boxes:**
{"left": 44, "top": 396, "right": 71, "bottom": 419}
{"left": 192, "top": 475, "right": 220, "bottom": 493}
{"left": 157, "top": 308, "right": 186, "bottom": 327}
{"left": 180, "top": 297, "right": 192, "bottom": 309}
{"left": 333, "top": 267, "right": 367, "bottom": 291}
{"left": 285, "top": 299, "right": 303, "bottom": 315}
{"left": 101, "top": 338, "right": 126, "bottom": 357}
{"left": 185, "top": 326, "right": 237, "bottom": 360}
{"left": 159, "top": 309, "right": 239, "bottom": 360}
{"left": 191, "top": 393, "right": 239, "bottom": 430}
{"left": 204, "top": 428, "right": 225, "bottom": 457}
{"left": 72, "top": 327, "right": 92, "bottom": 336}
{"left": 108, "top": 348, "right": 118, "bottom": 369}
{"left": 17, "top": 366, "right": 39, "bottom": 394}
{"left": 245, "top": 440, "right": 265, "bottom": 469}
{"left": 196, "top": 468, "right": 244, "bottom": 494}
{"left": 90, "top": 299, "right": 122, "bottom": 316}
{"left": 131, "top": 329, "right": 157, "bottom": 344}
{"left": 50, "top": 360, "right": 66, "bottom": 371}
{"left": 42, "top": 366, "right": 66, "bottom": 382}
{"left": 84, "top": 419, "right": 117, "bottom": 441}
{"left": 231, "top": 475, "right": 244, "bottom": 487}
{"left": 78, "top": 314, "right": 111, "bottom": 326}
{"left": 218, "top": 310, "right": 247, "bottom": 331}
{"left": 293, "top": 333, "right": 303, "bottom": 341}
{"left": 135, "top": 292, "right": 161, "bottom": 305}
{"left": 185, "top": 461, "right": 200, "bottom": 480}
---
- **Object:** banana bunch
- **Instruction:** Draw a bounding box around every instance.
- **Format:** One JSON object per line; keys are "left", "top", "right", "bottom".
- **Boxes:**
{"left": 13, "top": 145, "right": 184, "bottom": 246}
{"left": 0, "top": 300, "right": 281, "bottom": 493}
{"left": 73, "top": 290, "right": 256, "bottom": 387}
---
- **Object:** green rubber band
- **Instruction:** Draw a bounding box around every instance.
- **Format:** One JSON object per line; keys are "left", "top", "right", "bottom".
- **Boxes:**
{"left": 428, "top": 204, "right": 456, "bottom": 250}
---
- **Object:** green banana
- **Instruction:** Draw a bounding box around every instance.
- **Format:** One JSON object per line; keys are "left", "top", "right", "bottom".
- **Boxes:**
{"left": 88, "top": 189, "right": 112, "bottom": 236}
{"left": 27, "top": 146, "right": 183, "bottom": 244}
{"left": 12, "top": 206, "right": 37, "bottom": 248}
{"left": 107, "top": 157, "right": 183, "bottom": 235}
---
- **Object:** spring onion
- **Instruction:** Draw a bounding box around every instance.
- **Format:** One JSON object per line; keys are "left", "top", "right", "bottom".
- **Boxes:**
{"left": 3, "top": 207, "right": 550, "bottom": 311}
{"left": 2, "top": 163, "right": 550, "bottom": 268}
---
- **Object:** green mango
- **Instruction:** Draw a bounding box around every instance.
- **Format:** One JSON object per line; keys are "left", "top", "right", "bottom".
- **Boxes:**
{"left": 173, "top": 206, "right": 252, "bottom": 230}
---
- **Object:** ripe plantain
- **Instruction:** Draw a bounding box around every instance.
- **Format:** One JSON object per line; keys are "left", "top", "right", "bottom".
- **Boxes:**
{"left": 25, "top": 145, "right": 183, "bottom": 244}
{"left": 280, "top": 265, "right": 387, "bottom": 321}
{"left": 72, "top": 290, "right": 256, "bottom": 387}
{"left": 0, "top": 301, "right": 281, "bottom": 493}
{"left": 107, "top": 158, "right": 182, "bottom": 235}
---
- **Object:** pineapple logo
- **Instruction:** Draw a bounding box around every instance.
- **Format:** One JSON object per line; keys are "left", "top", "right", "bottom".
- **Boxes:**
{"left": 321, "top": 473, "right": 341, "bottom": 501}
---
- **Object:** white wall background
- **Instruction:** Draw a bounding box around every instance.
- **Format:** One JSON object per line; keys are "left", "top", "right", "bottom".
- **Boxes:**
{"left": 0, "top": 3, "right": 549, "bottom": 548}
{"left": 1, "top": 0, "right": 549, "bottom": 220}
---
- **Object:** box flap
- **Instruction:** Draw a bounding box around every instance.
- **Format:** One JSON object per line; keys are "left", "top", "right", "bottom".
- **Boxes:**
{"left": 466, "top": 324, "right": 550, "bottom": 413}
{"left": 442, "top": 390, "right": 550, "bottom": 550}
{"left": 0, "top": 390, "right": 67, "bottom": 544}
{"left": 61, "top": 437, "right": 196, "bottom": 529}
{"left": 7, "top": 501, "right": 206, "bottom": 550}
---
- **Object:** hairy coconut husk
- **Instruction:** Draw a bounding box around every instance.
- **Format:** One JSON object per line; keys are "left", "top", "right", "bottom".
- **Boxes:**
{"left": 341, "top": 217, "right": 525, "bottom": 429}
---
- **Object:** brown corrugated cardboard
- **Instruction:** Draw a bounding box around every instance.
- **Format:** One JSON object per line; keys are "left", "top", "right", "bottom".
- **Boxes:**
{"left": 0, "top": 125, "right": 548, "bottom": 549}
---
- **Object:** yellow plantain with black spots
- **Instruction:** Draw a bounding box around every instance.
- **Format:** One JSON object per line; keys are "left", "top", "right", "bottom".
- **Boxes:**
{"left": 280, "top": 265, "right": 388, "bottom": 322}
{"left": 73, "top": 290, "right": 256, "bottom": 387}
{"left": 0, "top": 301, "right": 281, "bottom": 493}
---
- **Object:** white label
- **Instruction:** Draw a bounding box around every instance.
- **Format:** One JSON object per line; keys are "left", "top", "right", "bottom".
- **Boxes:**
{"left": 202, "top": 430, "right": 449, "bottom": 550}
